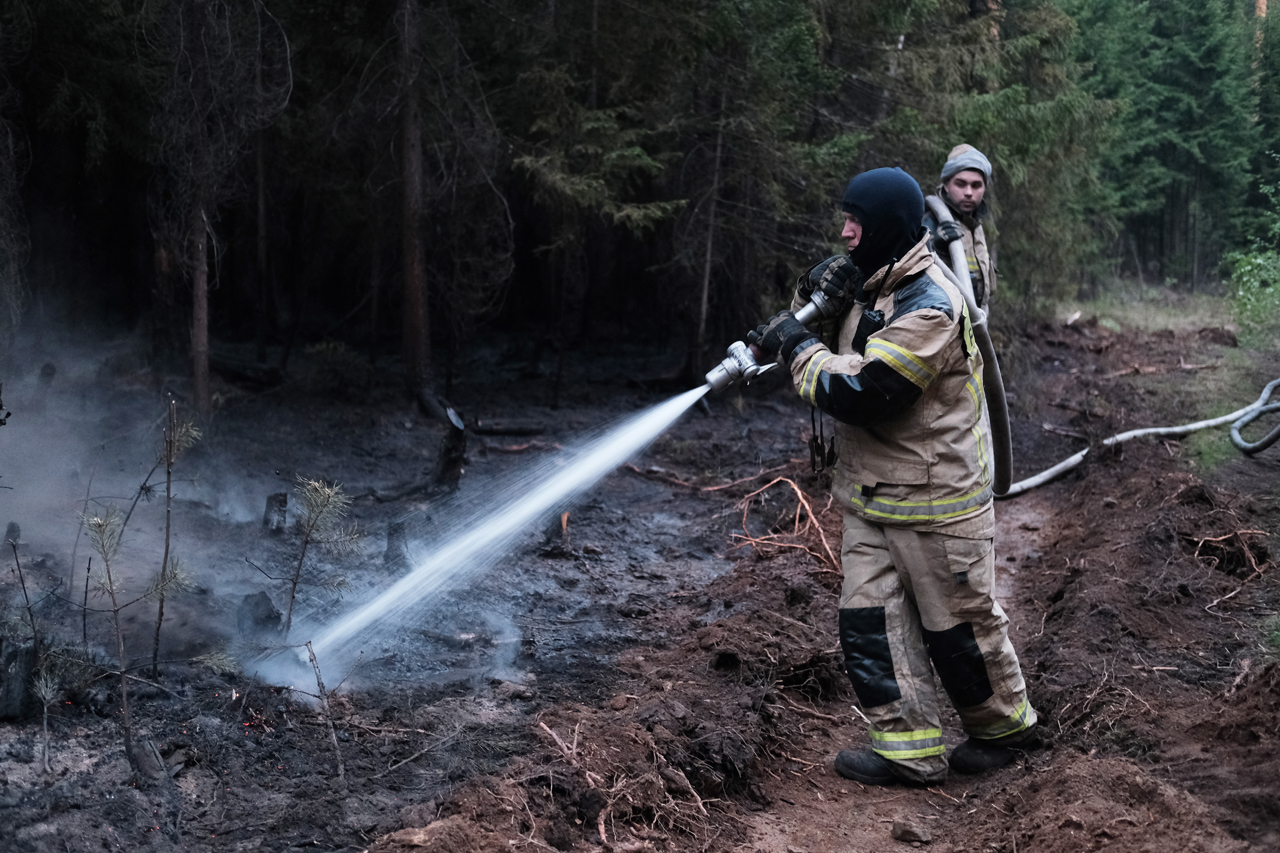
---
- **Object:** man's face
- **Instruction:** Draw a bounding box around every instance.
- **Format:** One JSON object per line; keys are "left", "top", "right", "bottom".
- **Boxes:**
{"left": 944, "top": 169, "right": 986, "bottom": 213}
{"left": 841, "top": 214, "right": 862, "bottom": 252}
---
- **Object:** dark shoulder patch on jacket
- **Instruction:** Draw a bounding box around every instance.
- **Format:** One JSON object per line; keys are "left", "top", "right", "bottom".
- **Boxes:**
{"left": 892, "top": 271, "right": 954, "bottom": 321}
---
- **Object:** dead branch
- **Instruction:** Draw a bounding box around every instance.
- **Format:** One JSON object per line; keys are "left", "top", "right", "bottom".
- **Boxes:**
{"left": 778, "top": 694, "right": 841, "bottom": 724}
{"left": 699, "top": 463, "right": 795, "bottom": 492}
{"left": 623, "top": 464, "right": 696, "bottom": 488}
{"left": 1042, "top": 422, "right": 1088, "bottom": 440}
{"left": 305, "top": 641, "right": 347, "bottom": 791}
{"left": 373, "top": 728, "right": 462, "bottom": 778}
{"left": 537, "top": 721, "right": 603, "bottom": 788}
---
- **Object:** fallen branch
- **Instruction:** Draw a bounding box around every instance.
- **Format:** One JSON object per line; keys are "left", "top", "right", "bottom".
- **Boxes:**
{"left": 779, "top": 694, "right": 842, "bottom": 724}
{"left": 538, "top": 721, "right": 604, "bottom": 788}
{"left": 373, "top": 728, "right": 462, "bottom": 778}
{"left": 699, "top": 462, "right": 796, "bottom": 491}
{"left": 305, "top": 642, "right": 346, "bottom": 791}
{"left": 1042, "top": 423, "right": 1088, "bottom": 440}
{"left": 623, "top": 464, "right": 696, "bottom": 488}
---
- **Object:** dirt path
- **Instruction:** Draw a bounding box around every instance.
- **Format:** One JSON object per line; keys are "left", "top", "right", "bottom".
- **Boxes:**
{"left": 734, "top": 491, "right": 1057, "bottom": 853}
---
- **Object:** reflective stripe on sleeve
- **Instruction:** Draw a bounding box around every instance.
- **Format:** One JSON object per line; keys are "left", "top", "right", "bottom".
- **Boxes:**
{"left": 864, "top": 339, "right": 936, "bottom": 390}
{"left": 964, "top": 374, "right": 990, "bottom": 480}
{"left": 869, "top": 727, "right": 946, "bottom": 760}
{"left": 851, "top": 484, "right": 992, "bottom": 522}
{"left": 800, "top": 352, "right": 836, "bottom": 405}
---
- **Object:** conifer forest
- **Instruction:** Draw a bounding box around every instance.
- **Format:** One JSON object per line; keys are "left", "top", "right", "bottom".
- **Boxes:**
{"left": 1, "top": 1, "right": 1279, "bottom": 852}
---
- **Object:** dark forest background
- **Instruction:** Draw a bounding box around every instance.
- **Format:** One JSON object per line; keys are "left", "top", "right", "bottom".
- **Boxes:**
{"left": 0, "top": 0, "right": 1276, "bottom": 415}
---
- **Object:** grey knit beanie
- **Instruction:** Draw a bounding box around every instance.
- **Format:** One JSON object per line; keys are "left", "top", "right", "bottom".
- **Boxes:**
{"left": 940, "top": 143, "right": 992, "bottom": 182}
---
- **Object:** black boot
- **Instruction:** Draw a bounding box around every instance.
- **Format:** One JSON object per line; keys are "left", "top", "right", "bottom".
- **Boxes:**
{"left": 949, "top": 728, "right": 1039, "bottom": 775}
{"left": 834, "top": 748, "right": 900, "bottom": 786}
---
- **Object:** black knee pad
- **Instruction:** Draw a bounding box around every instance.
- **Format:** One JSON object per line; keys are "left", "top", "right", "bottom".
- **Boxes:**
{"left": 839, "top": 607, "right": 901, "bottom": 708}
{"left": 922, "top": 622, "right": 994, "bottom": 708}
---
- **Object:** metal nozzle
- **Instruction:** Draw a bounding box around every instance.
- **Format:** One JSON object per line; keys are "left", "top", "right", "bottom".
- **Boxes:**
{"left": 705, "top": 340, "right": 776, "bottom": 393}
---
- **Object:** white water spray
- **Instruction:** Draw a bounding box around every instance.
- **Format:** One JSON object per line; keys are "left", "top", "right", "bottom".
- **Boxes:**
{"left": 304, "top": 385, "right": 710, "bottom": 668}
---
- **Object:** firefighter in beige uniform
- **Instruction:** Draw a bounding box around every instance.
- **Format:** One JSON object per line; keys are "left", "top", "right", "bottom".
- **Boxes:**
{"left": 923, "top": 144, "right": 996, "bottom": 309}
{"left": 749, "top": 167, "right": 1036, "bottom": 787}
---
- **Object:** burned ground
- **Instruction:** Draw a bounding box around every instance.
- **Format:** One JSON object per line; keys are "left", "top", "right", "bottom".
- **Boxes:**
{"left": 0, "top": 307, "right": 1278, "bottom": 853}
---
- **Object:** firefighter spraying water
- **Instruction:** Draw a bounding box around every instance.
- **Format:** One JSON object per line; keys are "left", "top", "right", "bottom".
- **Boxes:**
{"left": 707, "top": 166, "right": 1037, "bottom": 787}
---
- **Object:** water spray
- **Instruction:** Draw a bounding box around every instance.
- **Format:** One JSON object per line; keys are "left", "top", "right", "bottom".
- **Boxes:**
{"left": 286, "top": 385, "right": 710, "bottom": 676}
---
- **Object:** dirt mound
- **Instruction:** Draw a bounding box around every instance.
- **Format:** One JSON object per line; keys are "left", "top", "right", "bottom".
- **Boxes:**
{"left": 955, "top": 753, "right": 1249, "bottom": 853}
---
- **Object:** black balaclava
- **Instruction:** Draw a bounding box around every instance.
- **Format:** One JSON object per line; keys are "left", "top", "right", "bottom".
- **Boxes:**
{"left": 841, "top": 167, "right": 927, "bottom": 276}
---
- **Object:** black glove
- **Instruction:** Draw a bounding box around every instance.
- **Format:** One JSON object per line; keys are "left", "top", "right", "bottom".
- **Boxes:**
{"left": 934, "top": 220, "right": 964, "bottom": 244}
{"left": 747, "top": 311, "right": 816, "bottom": 366}
{"left": 814, "top": 255, "right": 865, "bottom": 305}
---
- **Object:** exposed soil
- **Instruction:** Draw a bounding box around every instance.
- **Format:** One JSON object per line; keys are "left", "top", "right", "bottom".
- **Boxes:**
{"left": 1, "top": 309, "right": 1278, "bottom": 853}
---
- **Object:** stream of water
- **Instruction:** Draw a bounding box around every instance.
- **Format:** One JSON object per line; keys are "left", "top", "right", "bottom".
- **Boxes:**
{"left": 295, "top": 385, "right": 710, "bottom": 672}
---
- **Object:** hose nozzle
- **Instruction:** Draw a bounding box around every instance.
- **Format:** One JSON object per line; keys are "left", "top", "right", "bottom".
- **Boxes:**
{"left": 705, "top": 340, "right": 776, "bottom": 393}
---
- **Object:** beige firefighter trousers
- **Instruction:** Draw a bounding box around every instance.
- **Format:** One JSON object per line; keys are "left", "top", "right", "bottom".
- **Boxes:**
{"left": 838, "top": 509, "right": 1036, "bottom": 784}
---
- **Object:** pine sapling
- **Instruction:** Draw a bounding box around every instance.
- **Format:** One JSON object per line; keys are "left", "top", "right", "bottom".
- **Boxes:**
{"left": 282, "top": 477, "right": 360, "bottom": 640}
{"left": 150, "top": 400, "right": 200, "bottom": 676}
{"left": 84, "top": 508, "right": 134, "bottom": 767}
{"left": 31, "top": 671, "right": 59, "bottom": 775}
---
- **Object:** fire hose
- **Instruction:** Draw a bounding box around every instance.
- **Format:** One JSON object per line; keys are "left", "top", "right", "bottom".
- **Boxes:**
{"left": 922, "top": 196, "right": 1013, "bottom": 497}
{"left": 1002, "top": 377, "right": 1280, "bottom": 498}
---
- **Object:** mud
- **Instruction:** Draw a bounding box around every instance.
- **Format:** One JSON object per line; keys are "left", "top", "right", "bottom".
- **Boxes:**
{"left": 0, "top": 314, "right": 1277, "bottom": 853}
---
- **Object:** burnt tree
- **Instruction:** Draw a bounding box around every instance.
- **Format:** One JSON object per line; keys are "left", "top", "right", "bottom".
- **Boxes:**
{"left": 150, "top": 0, "right": 290, "bottom": 416}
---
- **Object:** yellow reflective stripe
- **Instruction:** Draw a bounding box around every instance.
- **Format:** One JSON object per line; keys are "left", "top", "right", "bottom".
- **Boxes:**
{"left": 865, "top": 339, "right": 935, "bottom": 389}
{"left": 869, "top": 728, "right": 945, "bottom": 759}
{"left": 801, "top": 352, "right": 835, "bottom": 405}
{"left": 968, "top": 699, "right": 1033, "bottom": 740}
{"left": 966, "top": 375, "right": 989, "bottom": 479}
{"left": 961, "top": 301, "right": 979, "bottom": 360}
{"left": 851, "top": 484, "right": 992, "bottom": 521}
{"left": 870, "top": 728, "right": 942, "bottom": 742}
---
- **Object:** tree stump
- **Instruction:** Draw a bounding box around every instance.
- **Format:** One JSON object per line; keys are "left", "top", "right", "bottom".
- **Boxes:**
{"left": 237, "top": 591, "right": 282, "bottom": 638}
{"left": 432, "top": 407, "right": 466, "bottom": 493}
{"left": 262, "top": 492, "right": 288, "bottom": 534}
{"left": 384, "top": 519, "right": 409, "bottom": 572}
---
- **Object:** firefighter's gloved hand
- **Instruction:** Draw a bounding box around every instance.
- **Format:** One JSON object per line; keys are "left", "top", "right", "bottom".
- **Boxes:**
{"left": 747, "top": 311, "right": 816, "bottom": 367}
{"left": 815, "top": 255, "right": 865, "bottom": 307}
{"left": 934, "top": 220, "right": 964, "bottom": 244}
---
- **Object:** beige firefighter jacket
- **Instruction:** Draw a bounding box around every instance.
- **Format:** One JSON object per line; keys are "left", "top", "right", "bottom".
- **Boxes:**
{"left": 788, "top": 236, "right": 993, "bottom": 533}
{"left": 924, "top": 193, "right": 995, "bottom": 307}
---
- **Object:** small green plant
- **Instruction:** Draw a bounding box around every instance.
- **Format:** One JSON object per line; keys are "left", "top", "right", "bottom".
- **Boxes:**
{"left": 1225, "top": 250, "right": 1280, "bottom": 339}
{"left": 31, "top": 669, "right": 60, "bottom": 774}
{"left": 83, "top": 505, "right": 188, "bottom": 775}
{"left": 1226, "top": 157, "right": 1280, "bottom": 342}
{"left": 150, "top": 401, "right": 199, "bottom": 677}
{"left": 282, "top": 477, "right": 361, "bottom": 639}
{"left": 1263, "top": 617, "right": 1280, "bottom": 658}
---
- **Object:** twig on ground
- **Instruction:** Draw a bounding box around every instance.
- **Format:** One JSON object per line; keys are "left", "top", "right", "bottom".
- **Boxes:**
{"left": 373, "top": 728, "right": 462, "bottom": 778}
{"left": 538, "top": 721, "right": 604, "bottom": 788}
{"left": 779, "top": 695, "right": 842, "bottom": 724}
{"left": 699, "top": 463, "right": 795, "bottom": 491}
{"left": 305, "top": 642, "right": 346, "bottom": 791}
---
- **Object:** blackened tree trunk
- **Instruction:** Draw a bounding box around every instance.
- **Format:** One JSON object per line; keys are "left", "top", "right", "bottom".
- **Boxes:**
{"left": 399, "top": 0, "right": 431, "bottom": 393}
{"left": 191, "top": 206, "right": 211, "bottom": 417}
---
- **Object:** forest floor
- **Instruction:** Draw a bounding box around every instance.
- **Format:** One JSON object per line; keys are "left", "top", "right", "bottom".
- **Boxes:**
{"left": 1, "top": 289, "right": 1279, "bottom": 853}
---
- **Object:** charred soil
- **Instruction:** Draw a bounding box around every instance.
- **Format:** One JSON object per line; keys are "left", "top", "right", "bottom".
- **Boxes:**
{"left": 0, "top": 313, "right": 1278, "bottom": 853}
